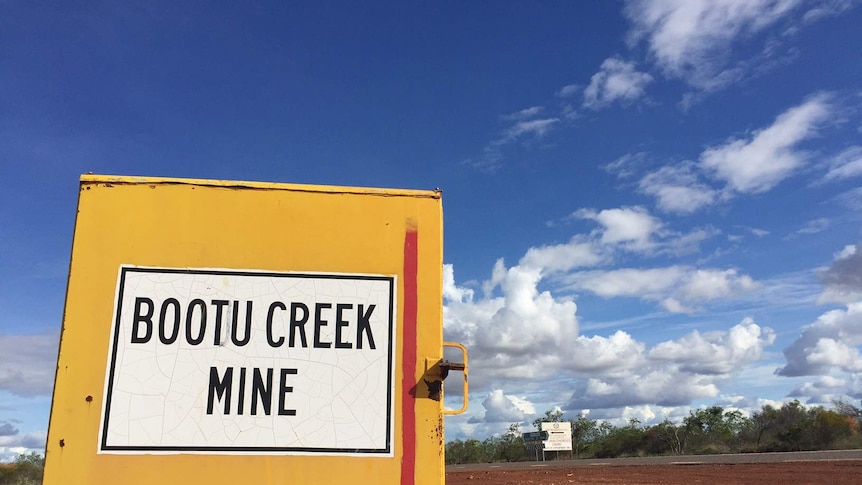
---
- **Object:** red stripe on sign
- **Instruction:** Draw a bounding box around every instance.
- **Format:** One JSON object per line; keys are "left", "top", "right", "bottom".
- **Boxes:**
{"left": 400, "top": 227, "right": 418, "bottom": 485}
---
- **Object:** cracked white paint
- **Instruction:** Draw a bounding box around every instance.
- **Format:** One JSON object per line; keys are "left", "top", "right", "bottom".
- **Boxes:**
{"left": 99, "top": 266, "right": 395, "bottom": 455}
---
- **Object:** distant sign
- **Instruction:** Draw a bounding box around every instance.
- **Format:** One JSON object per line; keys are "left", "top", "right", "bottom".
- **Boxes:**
{"left": 101, "top": 266, "right": 395, "bottom": 454}
{"left": 541, "top": 422, "right": 572, "bottom": 452}
{"left": 522, "top": 431, "right": 548, "bottom": 444}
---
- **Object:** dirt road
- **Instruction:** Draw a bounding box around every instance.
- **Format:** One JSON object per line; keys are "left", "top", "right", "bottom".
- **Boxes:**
{"left": 446, "top": 460, "right": 862, "bottom": 484}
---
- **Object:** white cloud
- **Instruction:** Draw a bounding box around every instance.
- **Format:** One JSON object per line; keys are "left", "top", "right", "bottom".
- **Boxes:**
{"left": 625, "top": 0, "right": 802, "bottom": 90}
{"left": 565, "top": 332, "right": 646, "bottom": 376}
{"left": 603, "top": 152, "right": 648, "bottom": 179}
{"left": 0, "top": 333, "right": 58, "bottom": 397}
{"left": 661, "top": 298, "right": 694, "bottom": 314}
{"left": 568, "top": 372, "right": 720, "bottom": 409}
{"left": 777, "top": 302, "right": 862, "bottom": 376}
{"left": 639, "top": 163, "right": 720, "bottom": 213}
{"left": 444, "top": 263, "right": 474, "bottom": 303}
{"left": 0, "top": 421, "right": 46, "bottom": 461}
{"left": 565, "top": 319, "right": 773, "bottom": 410}
{"left": 564, "top": 267, "right": 684, "bottom": 300}
{"left": 0, "top": 430, "right": 46, "bottom": 459}
{"left": 575, "top": 206, "right": 663, "bottom": 251}
{"left": 573, "top": 206, "right": 717, "bottom": 257}
{"left": 562, "top": 266, "right": 759, "bottom": 313}
{"left": 680, "top": 269, "right": 759, "bottom": 300}
{"left": 649, "top": 318, "right": 776, "bottom": 374}
{"left": 471, "top": 390, "right": 536, "bottom": 423}
{"left": 835, "top": 244, "right": 858, "bottom": 260}
{"left": 504, "top": 118, "right": 559, "bottom": 139}
{"left": 795, "top": 217, "right": 831, "bottom": 236}
{"left": 519, "top": 237, "right": 605, "bottom": 273}
{"left": 803, "top": 0, "right": 856, "bottom": 23}
{"left": 468, "top": 108, "right": 560, "bottom": 172}
{"left": 501, "top": 106, "right": 545, "bottom": 121}
{"left": 836, "top": 187, "right": 862, "bottom": 210}
{"left": 561, "top": 104, "right": 579, "bottom": 120}
{"left": 557, "top": 84, "right": 580, "bottom": 98}
{"left": 818, "top": 243, "right": 862, "bottom": 304}
{"left": 444, "top": 262, "right": 580, "bottom": 384}
{"left": 444, "top": 259, "right": 775, "bottom": 417}
{"left": 583, "top": 57, "right": 653, "bottom": 109}
{"left": 443, "top": 209, "right": 769, "bottom": 416}
{"left": 790, "top": 375, "right": 848, "bottom": 404}
{"left": 823, "top": 145, "right": 862, "bottom": 182}
{"left": 700, "top": 94, "right": 832, "bottom": 193}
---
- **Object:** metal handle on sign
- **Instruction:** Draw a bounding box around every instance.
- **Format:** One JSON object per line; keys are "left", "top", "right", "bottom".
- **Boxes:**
{"left": 442, "top": 342, "right": 468, "bottom": 415}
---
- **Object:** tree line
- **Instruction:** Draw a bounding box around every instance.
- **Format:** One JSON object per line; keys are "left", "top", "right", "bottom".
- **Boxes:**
{"left": 0, "top": 453, "right": 43, "bottom": 485}
{"left": 445, "top": 400, "right": 862, "bottom": 464}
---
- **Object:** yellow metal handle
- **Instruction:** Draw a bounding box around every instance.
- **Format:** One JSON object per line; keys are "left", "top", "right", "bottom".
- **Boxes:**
{"left": 442, "top": 342, "right": 468, "bottom": 415}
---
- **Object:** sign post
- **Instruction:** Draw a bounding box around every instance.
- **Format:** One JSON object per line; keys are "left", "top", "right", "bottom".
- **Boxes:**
{"left": 522, "top": 431, "right": 548, "bottom": 461}
{"left": 44, "top": 175, "right": 451, "bottom": 485}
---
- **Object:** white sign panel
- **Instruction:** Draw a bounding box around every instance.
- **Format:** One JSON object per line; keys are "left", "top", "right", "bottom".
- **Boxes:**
{"left": 541, "top": 422, "right": 572, "bottom": 452}
{"left": 100, "top": 267, "right": 395, "bottom": 455}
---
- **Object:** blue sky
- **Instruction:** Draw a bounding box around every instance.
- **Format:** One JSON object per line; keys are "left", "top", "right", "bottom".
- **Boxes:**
{"left": 2, "top": 0, "right": 862, "bottom": 458}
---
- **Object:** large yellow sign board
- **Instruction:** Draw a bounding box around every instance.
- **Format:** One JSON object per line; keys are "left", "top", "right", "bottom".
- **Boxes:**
{"left": 44, "top": 175, "right": 445, "bottom": 485}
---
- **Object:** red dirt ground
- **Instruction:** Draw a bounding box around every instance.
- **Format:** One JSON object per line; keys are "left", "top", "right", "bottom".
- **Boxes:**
{"left": 446, "top": 461, "right": 862, "bottom": 485}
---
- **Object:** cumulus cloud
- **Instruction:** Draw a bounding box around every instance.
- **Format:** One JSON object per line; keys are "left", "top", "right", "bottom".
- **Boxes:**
{"left": 0, "top": 333, "right": 58, "bottom": 397}
{"left": 639, "top": 164, "right": 720, "bottom": 213}
{"left": 789, "top": 375, "right": 848, "bottom": 404}
{"left": 470, "top": 390, "right": 536, "bottom": 423}
{"left": 649, "top": 318, "right": 776, "bottom": 374}
{"left": 699, "top": 94, "right": 832, "bottom": 193}
{"left": 776, "top": 302, "right": 862, "bottom": 376}
{"left": 624, "top": 0, "right": 802, "bottom": 90}
{"left": 444, "top": 264, "right": 474, "bottom": 303}
{"left": 444, "top": 262, "right": 580, "bottom": 383}
{"left": 565, "top": 317, "right": 773, "bottom": 410}
{"left": 567, "top": 372, "right": 720, "bottom": 409}
{"left": 583, "top": 57, "right": 653, "bottom": 109}
{"left": 446, "top": 261, "right": 772, "bottom": 419}
{"left": 564, "top": 332, "right": 646, "bottom": 376}
{"left": 818, "top": 243, "right": 862, "bottom": 304}
{"left": 444, "top": 208, "right": 771, "bottom": 417}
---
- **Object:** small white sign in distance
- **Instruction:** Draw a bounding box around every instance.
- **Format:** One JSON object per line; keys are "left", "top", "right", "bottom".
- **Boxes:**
{"left": 99, "top": 266, "right": 396, "bottom": 456}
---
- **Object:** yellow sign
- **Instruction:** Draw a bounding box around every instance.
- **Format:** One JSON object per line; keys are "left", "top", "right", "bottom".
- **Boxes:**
{"left": 45, "top": 175, "right": 447, "bottom": 485}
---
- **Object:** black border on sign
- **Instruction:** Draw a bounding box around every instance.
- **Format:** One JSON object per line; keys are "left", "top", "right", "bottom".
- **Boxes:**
{"left": 100, "top": 266, "right": 396, "bottom": 454}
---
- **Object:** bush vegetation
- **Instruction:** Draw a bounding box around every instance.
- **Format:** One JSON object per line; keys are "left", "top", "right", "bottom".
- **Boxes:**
{"left": 445, "top": 400, "right": 862, "bottom": 464}
{"left": 0, "top": 453, "right": 44, "bottom": 485}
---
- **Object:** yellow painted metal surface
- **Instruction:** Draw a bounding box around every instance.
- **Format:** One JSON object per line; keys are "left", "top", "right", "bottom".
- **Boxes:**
{"left": 44, "top": 175, "right": 445, "bottom": 485}
{"left": 442, "top": 342, "right": 469, "bottom": 416}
